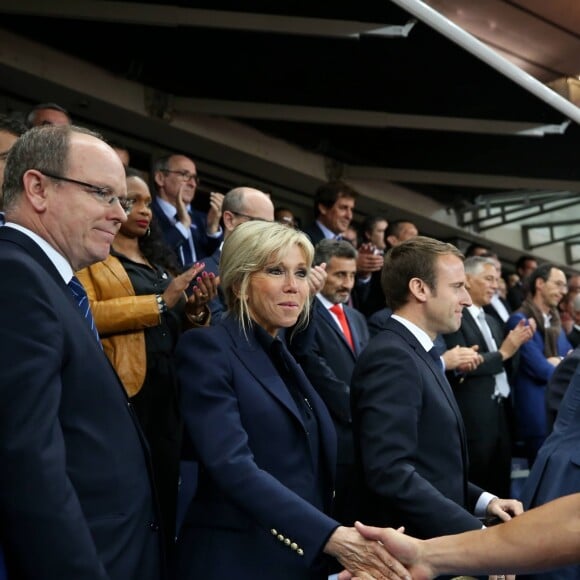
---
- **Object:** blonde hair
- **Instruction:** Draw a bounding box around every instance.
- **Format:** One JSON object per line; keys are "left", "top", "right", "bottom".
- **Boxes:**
{"left": 220, "top": 220, "right": 314, "bottom": 334}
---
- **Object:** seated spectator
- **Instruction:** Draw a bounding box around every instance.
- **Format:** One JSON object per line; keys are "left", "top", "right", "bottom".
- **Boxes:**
{"left": 76, "top": 169, "right": 218, "bottom": 563}
{"left": 342, "top": 225, "right": 359, "bottom": 247}
{"left": 546, "top": 345, "right": 580, "bottom": 432}
{"left": 26, "top": 102, "right": 71, "bottom": 127}
{"left": 274, "top": 206, "right": 297, "bottom": 228}
{"left": 151, "top": 153, "right": 224, "bottom": 269}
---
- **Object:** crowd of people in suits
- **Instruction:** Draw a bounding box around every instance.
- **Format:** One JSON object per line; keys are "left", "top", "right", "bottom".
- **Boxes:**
{"left": 2, "top": 103, "right": 580, "bottom": 580}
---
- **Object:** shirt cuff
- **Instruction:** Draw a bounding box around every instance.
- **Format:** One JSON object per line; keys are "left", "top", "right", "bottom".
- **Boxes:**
{"left": 475, "top": 491, "right": 497, "bottom": 517}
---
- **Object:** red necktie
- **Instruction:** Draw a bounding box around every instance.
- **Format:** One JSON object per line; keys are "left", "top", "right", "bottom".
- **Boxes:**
{"left": 329, "top": 303, "right": 354, "bottom": 350}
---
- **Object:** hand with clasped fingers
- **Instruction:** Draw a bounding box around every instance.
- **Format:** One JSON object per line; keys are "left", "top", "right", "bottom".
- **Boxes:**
{"left": 325, "top": 525, "right": 411, "bottom": 580}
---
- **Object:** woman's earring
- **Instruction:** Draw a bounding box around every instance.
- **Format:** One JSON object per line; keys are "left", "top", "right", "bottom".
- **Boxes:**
{"left": 145, "top": 227, "right": 151, "bottom": 237}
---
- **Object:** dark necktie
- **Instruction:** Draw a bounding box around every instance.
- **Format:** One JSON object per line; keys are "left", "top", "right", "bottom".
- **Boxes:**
{"left": 329, "top": 303, "right": 354, "bottom": 350}
{"left": 174, "top": 211, "right": 195, "bottom": 266}
{"left": 68, "top": 275, "right": 101, "bottom": 346}
{"left": 428, "top": 346, "right": 444, "bottom": 372}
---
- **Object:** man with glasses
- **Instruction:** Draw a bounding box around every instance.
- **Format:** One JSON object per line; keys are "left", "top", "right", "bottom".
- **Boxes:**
{"left": 506, "top": 263, "right": 572, "bottom": 467}
{"left": 0, "top": 125, "right": 164, "bottom": 580}
{"left": 151, "top": 153, "right": 224, "bottom": 269}
{"left": 203, "top": 186, "right": 274, "bottom": 324}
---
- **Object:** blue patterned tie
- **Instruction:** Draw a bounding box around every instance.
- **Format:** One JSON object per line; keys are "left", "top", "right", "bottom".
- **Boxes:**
{"left": 68, "top": 275, "right": 101, "bottom": 346}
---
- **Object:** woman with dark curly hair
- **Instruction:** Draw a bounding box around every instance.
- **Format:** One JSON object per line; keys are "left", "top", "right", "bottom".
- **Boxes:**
{"left": 76, "top": 168, "right": 218, "bottom": 565}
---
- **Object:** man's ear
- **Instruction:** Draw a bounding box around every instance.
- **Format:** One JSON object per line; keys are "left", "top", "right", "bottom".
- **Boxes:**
{"left": 22, "top": 169, "right": 49, "bottom": 212}
{"left": 153, "top": 170, "right": 165, "bottom": 189}
{"left": 223, "top": 210, "right": 236, "bottom": 231}
{"left": 317, "top": 202, "right": 327, "bottom": 217}
{"left": 409, "top": 277, "right": 429, "bottom": 303}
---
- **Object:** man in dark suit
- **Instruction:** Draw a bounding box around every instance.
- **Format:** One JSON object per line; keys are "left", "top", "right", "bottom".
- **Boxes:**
{"left": 302, "top": 180, "right": 382, "bottom": 308}
{"left": 444, "top": 256, "right": 534, "bottom": 497}
{"left": 351, "top": 236, "right": 523, "bottom": 542}
{"left": 546, "top": 345, "right": 580, "bottom": 431}
{"left": 289, "top": 239, "right": 369, "bottom": 528}
{"left": 0, "top": 125, "right": 163, "bottom": 579}
{"left": 519, "top": 362, "right": 580, "bottom": 579}
{"left": 151, "top": 153, "right": 224, "bottom": 268}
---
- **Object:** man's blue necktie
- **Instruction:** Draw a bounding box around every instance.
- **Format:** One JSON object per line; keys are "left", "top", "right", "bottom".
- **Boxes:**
{"left": 68, "top": 275, "right": 101, "bottom": 346}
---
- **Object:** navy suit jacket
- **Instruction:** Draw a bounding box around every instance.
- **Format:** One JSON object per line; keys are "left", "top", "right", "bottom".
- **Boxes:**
{"left": 289, "top": 299, "right": 369, "bottom": 464}
{"left": 152, "top": 197, "right": 222, "bottom": 267}
{"left": 175, "top": 316, "right": 339, "bottom": 579}
{"left": 301, "top": 222, "right": 326, "bottom": 246}
{"left": 519, "top": 363, "right": 580, "bottom": 579}
{"left": 351, "top": 316, "right": 485, "bottom": 539}
{"left": 0, "top": 227, "right": 162, "bottom": 580}
{"left": 546, "top": 345, "right": 580, "bottom": 430}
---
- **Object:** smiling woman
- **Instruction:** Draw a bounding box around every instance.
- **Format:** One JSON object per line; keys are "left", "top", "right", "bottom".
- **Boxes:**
{"left": 174, "top": 220, "right": 409, "bottom": 580}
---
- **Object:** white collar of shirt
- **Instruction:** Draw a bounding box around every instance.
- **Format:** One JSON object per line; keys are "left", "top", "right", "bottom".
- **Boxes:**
{"left": 543, "top": 312, "right": 552, "bottom": 328}
{"left": 4, "top": 222, "right": 73, "bottom": 283}
{"left": 315, "top": 220, "right": 340, "bottom": 240}
{"left": 317, "top": 293, "right": 338, "bottom": 310}
{"left": 490, "top": 293, "right": 509, "bottom": 322}
{"left": 391, "top": 314, "right": 435, "bottom": 353}
{"left": 466, "top": 304, "right": 484, "bottom": 321}
{"left": 156, "top": 196, "right": 191, "bottom": 221}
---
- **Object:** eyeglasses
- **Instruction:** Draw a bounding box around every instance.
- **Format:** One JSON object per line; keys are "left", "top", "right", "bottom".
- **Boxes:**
{"left": 39, "top": 171, "right": 134, "bottom": 213}
{"left": 231, "top": 211, "right": 272, "bottom": 223}
{"left": 162, "top": 169, "right": 200, "bottom": 185}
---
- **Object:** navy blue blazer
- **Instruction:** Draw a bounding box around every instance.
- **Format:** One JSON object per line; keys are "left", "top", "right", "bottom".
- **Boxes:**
{"left": 0, "top": 227, "right": 162, "bottom": 580}
{"left": 301, "top": 223, "right": 326, "bottom": 246}
{"left": 351, "top": 316, "right": 485, "bottom": 539}
{"left": 175, "top": 316, "right": 339, "bottom": 579}
{"left": 152, "top": 197, "right": 222, "bottom": 267}
{"left": 546, "top": 345, "right": 580, "bottom": 430}
{"left": 519, "top": 363, "right": 580, "bottom": 579}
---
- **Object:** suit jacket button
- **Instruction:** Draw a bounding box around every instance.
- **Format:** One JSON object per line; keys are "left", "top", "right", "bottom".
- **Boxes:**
{"left": 149, "top": 521, "right": 159, "bottom": 531}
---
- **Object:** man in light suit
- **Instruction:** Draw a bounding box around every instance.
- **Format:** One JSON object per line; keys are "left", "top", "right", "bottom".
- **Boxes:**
{"left": 351, "top": 236, "right": 522, "bottom": 544}
{"left": 289, "top": 239, "right": 369, "bottom": 529}
{"left": 444, "top": 256, "right": 534, "bottom": 497}
{"left": 151, "top": 153, "right": 224, "bottom": 268}
{"left": 0, "top": 125, "right": 164, "bottom": 579}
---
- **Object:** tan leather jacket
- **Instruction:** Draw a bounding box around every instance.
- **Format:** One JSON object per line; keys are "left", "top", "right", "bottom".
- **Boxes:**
{"left": 76, "top": 255, "right": 160, "bottom": 397}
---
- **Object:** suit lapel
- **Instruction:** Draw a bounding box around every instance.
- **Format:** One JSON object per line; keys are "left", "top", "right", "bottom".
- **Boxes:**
{"left": 222, "top": 316, "right": 337, "bottom": 476}
{"left": 388, "top": 318, "right": 469, "bottom": 461}
{"left": 319, "top": 301, "right": 357, "bottom": 358}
